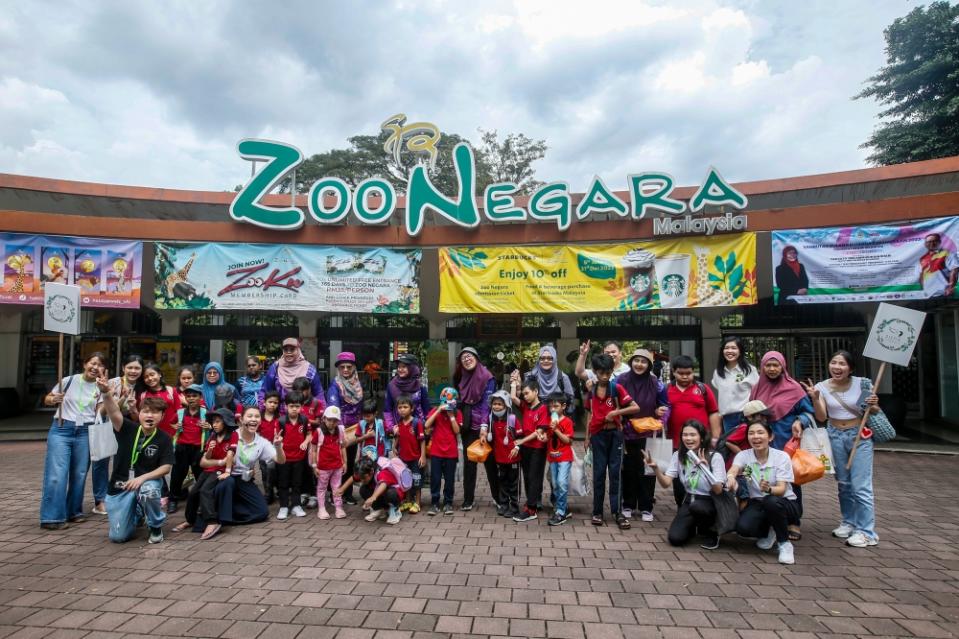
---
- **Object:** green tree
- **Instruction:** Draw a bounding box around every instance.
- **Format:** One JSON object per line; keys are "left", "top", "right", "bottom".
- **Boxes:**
{"left": 857, "top": 2, "right": 959, "bottom": 165}
{"left": 476, "top": 129, "right": 548, "bottom": 194}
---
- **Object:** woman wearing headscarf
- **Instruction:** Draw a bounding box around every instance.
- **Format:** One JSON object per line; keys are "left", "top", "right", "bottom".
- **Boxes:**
{"left": 521, "top": 345, "right": 575, "bottom": 414}
{"left": 454, "top": 347, "right": 498, "bottom": 511}
{"left": 200, "top": 362, "right": 238, "bottom": 414}
{"left": 257, "top": 337, "right": 325, "bottom": 409}
{"left": 618, "top": 349, "right": 670, "bottom": 522}
{"left": 327, "top": 352, "right": 364, "bottom": 505}
{"left": 383, "top": 354, "right": 431, "bottom": 433}
{"left": 749, "top": 350, "right": 816, "bottom": 539}
{"left": 774, "top": 245, "right": 809, "bottom": 303}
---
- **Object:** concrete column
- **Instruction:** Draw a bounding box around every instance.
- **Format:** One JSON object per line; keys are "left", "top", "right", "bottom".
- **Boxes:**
{"left": 209, "top": 314, "right": 225, "bottom": 364}
{"left": 160, "top": 313, "right": 181, "bottom": 337}
{"left": 700, "top": 308, "right": 724, "bottom": 379}
{"left": 235, "top": 340, "right": 250, "bottom": 366}
{"left": 428, "top": 319, "right": 446, "bottom": 340}
{"left": 555, "top": 314, "right": 582, "bottom": 373}
{"left": 329, "top": 340, "right": 343, "bottom": 380}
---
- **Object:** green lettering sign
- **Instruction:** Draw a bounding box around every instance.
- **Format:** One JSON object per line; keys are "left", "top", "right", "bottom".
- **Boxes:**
{"left": 229, "top": 139, "right": 304, "bottom": 229}
{"left": 406, "top": 143, "right": 480, "bottom": 236}
{"left": 308, "top": 177, "right": 351, "bottom": 223}
{"left": 689, "top": 167, "right": 747, "bottom": 212}
{"left": 354, "top": 178, "right": 396, "bottom": 224}
{"left": 484, "top": 183, "right": 525, "bottom": 221}
{"left": 529, "top": 182, "right": 571, "bottom": 231}
{"left": 576, "top": 176, "right": 628, "bottom": 219}
{"left": 628, "top": 173, "right": 686, "bottom": 219}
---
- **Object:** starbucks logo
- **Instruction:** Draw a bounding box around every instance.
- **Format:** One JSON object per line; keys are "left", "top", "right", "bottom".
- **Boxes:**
{"left": 46, "top": 294, "right": 76, "bottom": 323}
{"left": 661, "top": 274, "right": 686, "bottom": 298}
{"left": 876, "top": 318, "right": 916, "bottom": 352}
{"left": 629, "top": 273, "right": 651, "bottom": 291}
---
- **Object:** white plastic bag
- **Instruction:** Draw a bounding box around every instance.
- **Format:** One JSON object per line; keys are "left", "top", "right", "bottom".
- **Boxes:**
{"left": 570, "top": 449, "right": 590, "bottom": 497}
{"left": 801, "top": 427, "right": 835, "bottom": 475}
{"left": 646, "top": 427, "right": 672, "bottom": 470}
{"left": 89, "top": 411, "right": 118, "bottom": 462}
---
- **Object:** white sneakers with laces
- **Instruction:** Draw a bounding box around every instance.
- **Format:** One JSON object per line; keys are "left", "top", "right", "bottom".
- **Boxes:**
{"left": 756, "top": 528, "right": 777, "bottom": 551}
{"left": 386, "top": 507, "right": 402, "bottom": 525}
{"left": 846, "top": 532, "right": 878, "bottom": 547}
{"left": 777, "top": 541, "right": 795, "bottom": 565}
{"left": 276, "top": 507, "right": 289, "bottom": 520}
{"left": 832, "top": 523, "right": 854, "bottom": 538}
{"left": 292, "top": 506, "right": 306, "bottom": 518}
{"left": 365, "top": 509, "right": 384, "bottom": 522}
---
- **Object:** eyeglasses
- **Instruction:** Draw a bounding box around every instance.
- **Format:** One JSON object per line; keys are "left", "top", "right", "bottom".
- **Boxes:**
{"left": 282, "top": 346, "right": 297, "bottom": 352}
{"left": 539, "top": 356, "right": 554, "bottom": 361}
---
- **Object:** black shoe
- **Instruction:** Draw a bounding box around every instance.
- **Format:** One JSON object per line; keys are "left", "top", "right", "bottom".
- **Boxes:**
{"left": 443, "top": 504, "right": 454, "bottom": 515}
{"left": 564, "top": 512, "right": 574, "bottom": 521}
{"left": 513, "top": 506, "right": 537, "bottom": 522}
{"left": 496, "top": 504, "right": 508, "bottom": 517}
{"left": 166, "top": 500, "right": 178, "bottom": 514}
{"left": 547, "top": 513, "right": 567, "bottom": 526}
{"left": 700, "top": 535, "right": 720, "bottom": 550}
{"left": 427, "top": 505, "right": 440, "bottom": 516}
{"left": 40, "top": 522, "right": 68, "bottom": 531}
{"left": 345, "top": 496, "right": 358, "bottom": 506}
{"left": 616, "top": 514, "right": 631, "bottom": 530}
{"left": 460, "top": 502, "right": 474, "bottom": 512}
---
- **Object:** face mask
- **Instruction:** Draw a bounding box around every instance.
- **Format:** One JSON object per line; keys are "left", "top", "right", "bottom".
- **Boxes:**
{"left": 492, "top": 408, "right": 506, "bottom": 418}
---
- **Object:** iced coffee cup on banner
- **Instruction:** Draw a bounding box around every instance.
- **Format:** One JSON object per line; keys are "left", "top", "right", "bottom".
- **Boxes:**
{"left": 621, "top": 248, "right": 656, "bottom": 304}
{"left": 654, "top": 254, "right": 691, "bottom": 308}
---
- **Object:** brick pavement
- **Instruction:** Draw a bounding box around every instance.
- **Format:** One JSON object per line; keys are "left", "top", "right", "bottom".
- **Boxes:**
{"left": 0, "top": 441, "right": 957, "bottom": 638}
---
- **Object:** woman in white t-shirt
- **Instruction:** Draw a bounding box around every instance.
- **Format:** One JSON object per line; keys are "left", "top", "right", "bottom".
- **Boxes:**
{"left": 217, "top": 406, "right": 285, "bottom": 528}
{"left": 726, "top": 419, "right": 800, "bottom": 565}
{"left": 646, "top": 419, "right": 726, "bottom": 550}
{"left": 40, "top": 351, "right": 109, "bottom": 530}
{"left": 801, "top": 350, "right": 880, "bottom": 549}
{"left": 711, "top": 336, "right": 759, "bottom": 434}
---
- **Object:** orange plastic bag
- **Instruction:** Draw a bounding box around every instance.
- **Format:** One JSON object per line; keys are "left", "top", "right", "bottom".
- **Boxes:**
{"left": 791, "top": 447, "right": 825, "bottom": 485}
{"left": 630, "top": 417, "right": 663, "bottom": 435}
{"left": 466, "top": 438, "right": 492, "bottom": 463}
{"left": 783, "top": 436, "right": 801, "bottom": 458}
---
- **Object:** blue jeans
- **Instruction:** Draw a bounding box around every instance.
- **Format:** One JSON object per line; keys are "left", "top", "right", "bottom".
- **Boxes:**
{"left": 828, "top": 425, "right": 876, "bottom": 540}
{"left": 40, "top": 420, "right": 91, "bottom": 524}
{"left": 105, "top": 479, "right": 166, "bottom": 542}
{"left": 92, "top": 458, "right": 110, "bottom": 504}
{"left": 722, "top": 412, "right": 743, "bottom": 434}
{"left": 589, "top": 429, "right": 624, "bottom": 518}
{"left": 549, "top": 461, "right": 571, "bottom": 517}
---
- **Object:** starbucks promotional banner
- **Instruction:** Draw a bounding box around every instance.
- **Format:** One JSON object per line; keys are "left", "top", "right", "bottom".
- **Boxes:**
{"left": 1, "top": 232, "right": 142, "bottom": 308}
{"left": 154, "top": 242, "right": 421, "bottom": 312}
{"left": 772, "top": 217, "right": 959, "bottom": 304}
{"left": 439, "top": 233, "right": 757, "bottom": 313}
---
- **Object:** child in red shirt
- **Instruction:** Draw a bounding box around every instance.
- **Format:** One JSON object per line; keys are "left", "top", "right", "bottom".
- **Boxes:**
{"left": 257, "top": 391, "right": 281, "bottom": 504}
{"left": 393, "top": 395, "right": 426, "bottom": 513}
{"left": 275, "top": 392, "right": 311, "bottom": 520}
{"left": 310, "top": 405, "right": 347, "bottom": 520}
{"left": 175, "top": 407, "right": 237, "bottom": 539}
{"left": 490, "top": 390, "right": 519, "bottom": 519}
{"left": 169, "top": 384, "right": 208, "bottom": 512}
{"left": 545, "top": 392, "right": 575, "bottom": 526}
{"left": 292, "top": 376, "right": 325, "bottom": 508}
{"left": 425, "top": 387, "right": 461, "bottom": 515}
{"left": 510, "top": 379, "right": 550, "bottom": 522}
{"left": 336, "top": 457, "right": 405, "bottom": 525}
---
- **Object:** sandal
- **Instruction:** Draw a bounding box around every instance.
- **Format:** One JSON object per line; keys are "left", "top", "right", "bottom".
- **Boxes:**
{"left": 616, "top": 514, "right": 631, "bottom": 530}
{"left": 591, "top": 515, "right": 604, "bottom": 526}
{"left": 200, "top": 523, "right": 222, "bottom": 540}
{"left": 787, "top": 526, "right": 802, "bottom": 541}
{"left": 172, "top": 522, "right": 192, "bottom": 533}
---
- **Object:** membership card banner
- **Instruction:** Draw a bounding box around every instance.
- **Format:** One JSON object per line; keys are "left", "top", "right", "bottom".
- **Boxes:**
{"left": 154, "top": 242, "right": 421, "bottom": 313}
{"left": 439, "top": 233, "right": 757, "bottom": 313}
{"left": 772, "top": 216, "right": 959, "bottom": 304}
{"left": 1, "top": 232, "right": 142, "bottom": 308}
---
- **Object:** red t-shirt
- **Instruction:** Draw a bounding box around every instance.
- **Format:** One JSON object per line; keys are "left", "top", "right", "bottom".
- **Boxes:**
{"left": 587, "top": 383, "right": 633, "bottom": 436}
{"left": 312, "top": 426, "right": 344, "bottom": 471}
{"left": 492, "top": 415, "right": 517, "bottom": 464}
{"left": 203, "top": 431, "right": 238, "bottom": 473}
{"left": 376, "top": 468, "right": 405, "bottom": 500}
{"left": 301, "top": 397, "right": 326, "bottom": 426}
{"left": 178, "top": 408, "right": 205, "bottom": 446}
{"left": 259, "top": 414, "right": 280, "bottom": 441}
{"left": 548, "top": 416, "right": 575, "bottom": 463}
{"left": 395, "top": 417, "right": 425, "bottom": 462}
{"left": 427, "top": 408, "right": 461, "bottom": 459}
{"left": 666, "top": 382, "right": 718, "bottom": 447}
{"left": 517, "top": 403, "right": 549, "bottom": 449}
{"left": 280, "top": 415, "right": 311, "bottom": 462}
{"left": 723, "top": 423, "right": 748, "bottom": 470}
{"left": 139, "top": 387, "right": 179, "bottom": 437}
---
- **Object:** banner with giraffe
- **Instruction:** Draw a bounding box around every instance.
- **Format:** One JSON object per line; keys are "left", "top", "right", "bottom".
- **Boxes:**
{"left": 439, "top": 233, "right": 757, "bottom": 313}
{"left": 153, "top": 242, "right": 421, "bottom": 312}
{"left": 0, "top": 232, "right": 142, "bottom": 308}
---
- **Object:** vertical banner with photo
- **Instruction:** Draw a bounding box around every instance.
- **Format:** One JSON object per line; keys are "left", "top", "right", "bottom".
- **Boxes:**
{"left": 772, "top": 217, "right": 959, "bottom": 304}
{"left": 1, "top": 232, "right": 142, "bottom": 308}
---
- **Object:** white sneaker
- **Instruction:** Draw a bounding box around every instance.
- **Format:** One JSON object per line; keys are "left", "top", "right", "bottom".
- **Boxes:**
{"left": 306, "top": 496, "right": 318, "bottom": 509}
{"left": 386, "top": 507, "right": 402, "bottom": 525}
{"left": 832, "top": 523, "right": 854, "bottom": 539}
{"left": 640, "top": 511, "right": 654, "bottom": 522}
{"left": 757, "top": 528, "right": 777, "bottom": 550}
{"left": 777, "top": 541, "right": 795, "bottom": 565}
{"left": 276, "top": 507, "right": 289, "bottom": 520}
{"left": 846, "top": 532, "right": 878, "bottom": 547}
{"left": 365, "top": 509, "right": 384, "bottom": 522}
{"left": 292, "top": 506, "right": 306, "bottom": 518}
{"left": 622, "top": 508, "right": 632, "bottom": 519}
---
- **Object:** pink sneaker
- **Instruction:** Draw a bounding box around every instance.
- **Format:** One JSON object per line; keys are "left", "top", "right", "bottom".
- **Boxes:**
{"left": 318, "top": 508, "right": 331, "bottom": 520}
{"left": 334, "top": 507, "right": 347, "bottom": 519}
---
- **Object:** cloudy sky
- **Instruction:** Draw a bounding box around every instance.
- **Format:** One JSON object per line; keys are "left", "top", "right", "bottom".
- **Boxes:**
{"left": 0, "top": 1, "right": 911, "bottom": 193}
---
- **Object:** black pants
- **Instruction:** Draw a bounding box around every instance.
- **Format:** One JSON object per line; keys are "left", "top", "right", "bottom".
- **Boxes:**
{"left": 520, "top": 446, "right": 547, "bottom": 510}
{"left": 216, "top": 476, "right": 269, "bottom": 525}
{"left": 360, "top": 481, "right": 401, "bottom": 510}
{"left": 343, "top": 443, "right": 358, "bottom": 499}
{"left": 462, "top": 429, "right": 500, "bottom": 506}
{"left": 622, "top": 439, "right": 656, "bottom": 513}
{"left": 497, "top": 462, "right": 520, "bottom": 509}
{"left": 169, "top": 443, "right": 201, "bottom": 502}
{"left": 736, "top": 495, "right": 802, "bottom": 544}
{"left": 185, "top": 471, "right": 220, "bottom": 526}
{"left": 667, "top": 495, "right": 718, "bottom": 546}
{"left": 276, "top": 459, "right": 307, "bottom": 509}
{"left": 430, "top": 457, "right": 457, "bottom": 507}
{"left": 258, "top": 459, "right": 276, "bottom": 501}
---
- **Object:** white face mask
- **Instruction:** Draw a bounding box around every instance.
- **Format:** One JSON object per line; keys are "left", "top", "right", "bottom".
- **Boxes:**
{"left": 492, "top": 408, "right": 506, "bottom": 418}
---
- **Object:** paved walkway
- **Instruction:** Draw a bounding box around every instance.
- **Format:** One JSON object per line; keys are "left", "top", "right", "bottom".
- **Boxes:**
{"left": 0, "top": 441, "right": 957, "bottom": 639}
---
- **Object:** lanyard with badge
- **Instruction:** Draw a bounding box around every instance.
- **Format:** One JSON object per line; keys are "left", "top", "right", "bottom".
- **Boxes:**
{"left": 130, "top": 427, "right": 156, "bottom": 480}
{"left": 237, "top": 439, "right": 255, "bottom": 481}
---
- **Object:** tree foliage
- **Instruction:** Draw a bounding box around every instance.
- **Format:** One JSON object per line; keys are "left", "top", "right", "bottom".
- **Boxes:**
{"left": 856, "top": 1, "right": 959, "bottom": 165}
{"left": 476, "top": 129, "right": 547, "bottom": 194}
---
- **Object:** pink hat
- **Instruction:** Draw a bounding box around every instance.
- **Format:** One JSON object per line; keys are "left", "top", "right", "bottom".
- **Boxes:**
{"left": 282, "top": 337, "right": 300, "bottom": 348}
{"left": 335, "top": 352, "right": 356, "bottom": 366}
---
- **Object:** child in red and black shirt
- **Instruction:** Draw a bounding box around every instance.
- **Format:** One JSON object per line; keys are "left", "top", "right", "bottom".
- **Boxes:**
{"left": 275, "top": 392, "right": 311, "bottom": 520}
{"left": 425, "top": 388, "right": 461, "bottom": 515}
{"left": 336, "top": 457, "right": 405, "bottom": 525}
{"left": 545, "top": 392, "right": 575, "bottom": 526}
{"left": 510, "top": 378, "right": 550, "bottom": 522}
{"left": 489, "top": 390, "right": 519, "bottom": 518}
{"left": 257, "top": 391, "right": 281, "bottom": 503}
{"left": 169, "top": 384, "right": 208, "bottom": 511}
{"left": 175, "top": 407, "right": 237, "bottom": 539}
{"left": 393, "top": 395, "right": 426, "bottom": 513}
{"left": 292, "top": 377, "right": 325, "bottom": 507}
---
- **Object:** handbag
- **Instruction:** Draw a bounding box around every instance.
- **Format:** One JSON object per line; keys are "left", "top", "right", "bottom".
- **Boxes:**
{"left": 711, "top": 490, "right": 739, "bottom": 535}
{"left": 827, "top": 378, "right": 897, "bottom": 444}
{"left": 89, "top": 409, "right": 118, "bottom": 462}
{"left": 646, "top": 423, "right": 673, "bottom": 470}
{"left": 466, "top": 437, "right": 491, "bottom": 463}
{"left": 569, "top": 449, "right": 590, "bottom": 497}
{"left": 800, "top": 427, "right": 834, "bottom": 474}
{"left": 791, "top": 447, "right": 825, "bottom": 485}
{"left": 630, "top": 416, "right": 663, "bottom": 434}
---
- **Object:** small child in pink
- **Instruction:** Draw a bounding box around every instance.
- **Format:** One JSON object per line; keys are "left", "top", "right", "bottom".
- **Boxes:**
{"left": 310, "top": 405, "right": 347, "bottom": 519}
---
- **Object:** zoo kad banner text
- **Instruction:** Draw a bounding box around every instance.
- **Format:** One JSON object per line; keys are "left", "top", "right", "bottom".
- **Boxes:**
{"left": 154, "top": 242, "right": 421, "bottom": 312}
{"left": 439, "top": 233, "right": 756, "bottom": 313}
{"left": 1, "top": 232, "right": 142, "bottom": 308}
{"left": 772, "top": 216, "right": 959, "bottom": 304}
